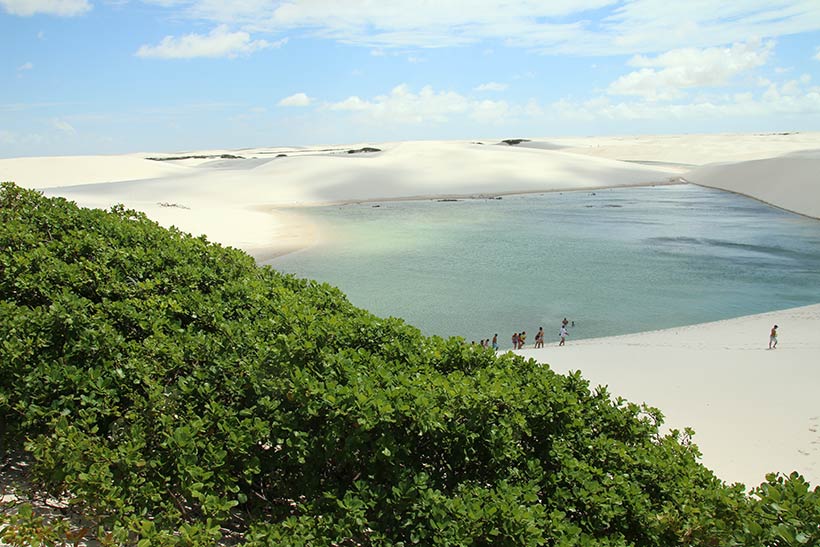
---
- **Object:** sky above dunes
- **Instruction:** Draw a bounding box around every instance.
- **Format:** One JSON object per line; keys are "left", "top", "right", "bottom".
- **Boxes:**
{"left": 2, "top": 0, "right": 820, "bottom": 157}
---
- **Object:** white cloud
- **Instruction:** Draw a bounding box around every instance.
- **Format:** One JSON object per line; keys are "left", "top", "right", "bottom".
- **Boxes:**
{"left": 608, "top": 41, "right": 774, "bottom": 101}
{"left": 17, "top": 62, "right": 33, "bottom": 71}
{"left": 141, "top": 1, "right": 820, "bottom": 56}
{"left": 815, "top": 47, "right": 820, "bottom": 61}
{"left": 329, "top": 96, "right": 371, "bottom": 112}
{"left": 278, "top": 93, "right": 312, "bottom": 107}
{"left": 470, "top": 99, "right": 510, "bottom": 123}
{"left": 600, "top": 0, "right": 820, "bottom": 55}
{"left": 474, "top": 82, "right": 508, "bottom": 92}
{"left": 553, "top": 76, "right": 820, "bottom": 123}
{"left": 326, "top": 84, "right": 510, "bottom": 125}
{"left": 0, "top": 129, "right": 16, "bottom": 145}
{"left": 1, "top": 0, "right": 91, "bottom": 16}
{"left": 52, "top": 118, "right": 77, "bottom": 135}
{"left": 136, "top": 25, "right": 284, "bottom": 59}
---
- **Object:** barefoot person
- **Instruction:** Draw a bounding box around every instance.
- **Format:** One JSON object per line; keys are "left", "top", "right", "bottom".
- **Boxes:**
{"left": 518, "top": 331, "right": 527, "bottom": 349}
{"left": 535, "top": 327, "right": 544, "bottom": 348}
{"left": 769, "top": 324, "right": 778, "bottom": 349}
{"left": 558, "top": 325, "right": 568, "bottom": 346}
{"left": 491, "top": 334, "right": 498, "bottom": 351}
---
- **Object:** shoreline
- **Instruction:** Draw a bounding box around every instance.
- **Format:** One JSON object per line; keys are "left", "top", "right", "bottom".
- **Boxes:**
{"left": 253, "top": 178, "right": 687, "bottom": 263}
{"left": 516, "top": 302, "right": 820, "bottom": 488}
{"left": 682, "top": 177, "right": 820, "bottom": 222}
{"left": 258, "top": 177, "right": 685, "bottom": 211}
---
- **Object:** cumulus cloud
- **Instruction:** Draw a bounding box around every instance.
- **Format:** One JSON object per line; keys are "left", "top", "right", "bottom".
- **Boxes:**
{"left": 328, "top": 96, "right": 371, "bottom": 112}
{"left": 140, "top": 0, "right": 820, "bottom": 56}
{"left": 278, "top": 93, "right": 312, "bottom": 107}
{"left": 326, "top": 84, "right": 510, "bottom": 125}
{"left": 608, "top": 41, "right": 774, "bottom": 101}
{"left": 136, "top": 25, "right": 284, "bottom": 59}
{"left": 602, "top": 1, "right": 820, "bottom": 55}
{"left": 474, "top": 82, "right": 508, "bottom": 92}
{"left": 553, "top": 76, "right": 820, "bottom": 123}
{"left": 1, "top": 0, "right": 91, "bottom": 16}
{"left": 52, "top": 118, "right": 77, "bottom": 135}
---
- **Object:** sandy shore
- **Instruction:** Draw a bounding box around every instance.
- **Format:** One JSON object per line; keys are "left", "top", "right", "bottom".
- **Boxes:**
{"left": 518, "top": 303, "right": 820, "bottom": 488}
{"left": 1, "top": 132, "right": 819, "bottom": 489}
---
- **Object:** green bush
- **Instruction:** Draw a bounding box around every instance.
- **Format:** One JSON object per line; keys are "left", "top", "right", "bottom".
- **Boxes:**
{"left": 0, "top": 182, "right": 816, "bottom": 546}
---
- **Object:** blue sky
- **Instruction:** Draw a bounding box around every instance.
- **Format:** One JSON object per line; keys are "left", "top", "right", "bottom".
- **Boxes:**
{"left": 2, "top": 0, "right": 820, "bottom": 157}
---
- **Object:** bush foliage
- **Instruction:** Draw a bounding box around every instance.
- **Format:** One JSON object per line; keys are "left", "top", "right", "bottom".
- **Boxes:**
{"left": 0, "top": 182, "right": 817, "bottom": 546}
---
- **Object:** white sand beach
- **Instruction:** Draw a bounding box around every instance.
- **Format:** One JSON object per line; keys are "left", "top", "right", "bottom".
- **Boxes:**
{"left": 1, "top": 132, "right": 819, "bottom": 488}
{"left": 518, "top": 304, "right": 820, "bottom": 489}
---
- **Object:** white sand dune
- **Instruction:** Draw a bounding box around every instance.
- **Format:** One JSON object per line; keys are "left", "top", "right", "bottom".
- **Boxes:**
{"left": 518, "top": 303, "right": 820, "bottom": 488}
{"left": 527, "top": 132, "right": 820, "bottom": 219}
{"left": 3, "top": 134, "right": 819, "bottom": 254}
{"left": 684, "top": 149, "right": 820, "bottom": 219}
{"left": 547, "top": 131, "right": 820, "bottom": 165}
{"left": 1, "top": 140, "right": 680, "bottom": 257}
{"left": 0, "top": 154, "right": 192, "bottom": 189}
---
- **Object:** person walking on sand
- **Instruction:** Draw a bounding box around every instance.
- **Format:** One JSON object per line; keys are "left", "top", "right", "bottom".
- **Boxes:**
{"left": 492, "top": 334, "right": 498, "bottom": 351}
{"left": 769, "top": 325, "right": 778, "bottom": 349}
{"left": 535, "top": 327, "right": 544, "bottom": 348}
{"left": 559, "top": 325, "right": 568, "bottom": 346}
{"left": 518, "top": 331, "right": 527, "bottom": 349}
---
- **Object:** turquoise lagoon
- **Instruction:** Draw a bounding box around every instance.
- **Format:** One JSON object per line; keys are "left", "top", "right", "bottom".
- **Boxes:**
{"left": 265, "top": 185, "right": 820, "bottom": 348}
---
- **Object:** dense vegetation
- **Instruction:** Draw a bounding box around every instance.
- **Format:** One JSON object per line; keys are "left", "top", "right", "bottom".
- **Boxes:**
{"left": 0, "top": 182, "right": 817, "bottom": 546}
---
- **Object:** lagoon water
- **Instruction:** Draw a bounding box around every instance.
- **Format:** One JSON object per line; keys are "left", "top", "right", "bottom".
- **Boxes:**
{"left": 266, "top": 185, "right": 820, "bottom": 348}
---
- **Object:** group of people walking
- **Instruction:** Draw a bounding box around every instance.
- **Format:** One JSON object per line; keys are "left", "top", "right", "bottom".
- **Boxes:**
{"left": 476, "top": 336, "right": 500, "bottom": 350}
{"left": 479, "top": 321, "right": 783, "bottom": 352}
{"left": 512, "top": 318, "right": 572, "bottom": 349}
{"left": 474, "top": 318, "right": 574, "bottom": 351}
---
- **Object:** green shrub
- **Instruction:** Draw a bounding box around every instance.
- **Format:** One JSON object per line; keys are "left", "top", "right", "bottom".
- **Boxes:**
{"left": 0, "top": 182, "right": 816, "bottom": 546}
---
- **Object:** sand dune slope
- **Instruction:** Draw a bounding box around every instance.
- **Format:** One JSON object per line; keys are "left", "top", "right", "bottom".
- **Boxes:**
{"left": 549, "top": 132, "right": 820, "bottom": 166}
{"left": 0, "top": 154, "right": 192, "bottom": 189}
{"left": 685, "top": 150, "right": 820, "bottom": 219}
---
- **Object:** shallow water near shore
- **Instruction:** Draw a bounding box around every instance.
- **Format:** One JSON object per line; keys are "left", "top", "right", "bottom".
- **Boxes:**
{"left": 266, "top": 184, "right": 820, "bottom": 347}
